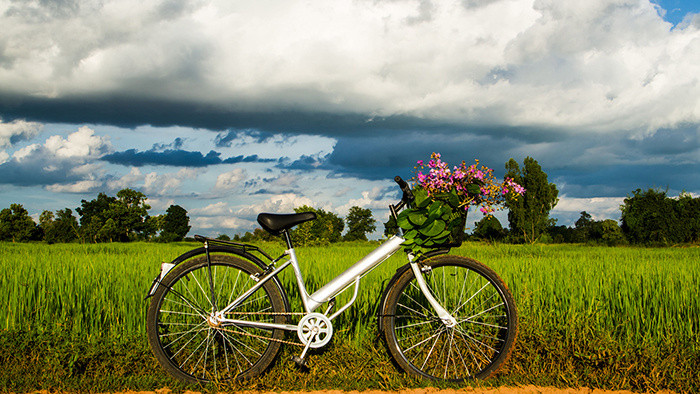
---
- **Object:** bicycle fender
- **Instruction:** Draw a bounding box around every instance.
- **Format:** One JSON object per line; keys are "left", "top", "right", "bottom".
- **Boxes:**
{"left": 146, "top": 246, "right": 291, "bottom": 316}
{"left": 375, "top": 249, "right": 450, "bottom": 333}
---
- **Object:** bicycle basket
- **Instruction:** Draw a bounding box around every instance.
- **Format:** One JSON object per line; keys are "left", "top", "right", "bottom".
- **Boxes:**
{"left": 429, "top": 210, "right": 466, "bottom": 249}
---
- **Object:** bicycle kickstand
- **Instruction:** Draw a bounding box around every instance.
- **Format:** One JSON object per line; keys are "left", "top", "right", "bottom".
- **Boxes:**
{"left": 292, "top": 332, "right": 317, "bottom": 370}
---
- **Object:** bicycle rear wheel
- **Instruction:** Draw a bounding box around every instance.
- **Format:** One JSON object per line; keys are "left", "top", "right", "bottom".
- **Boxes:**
{"left": 147, "top": 254, "right": 286, "bottom": 383}
{"left": 381, "top": 255, "right": 517, "bottom": 381}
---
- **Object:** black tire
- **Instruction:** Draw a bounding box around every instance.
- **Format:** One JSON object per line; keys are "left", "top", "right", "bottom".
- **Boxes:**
{"left": 147, "top": 254, "right": 286, "bottom": 383}
{"left": 381, "top": 255, "right": 517, "bottom": 381}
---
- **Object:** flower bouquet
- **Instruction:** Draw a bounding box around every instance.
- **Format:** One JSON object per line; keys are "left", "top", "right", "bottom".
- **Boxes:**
{"left": 397, "top": 153, "right": 525, "bottom": 257}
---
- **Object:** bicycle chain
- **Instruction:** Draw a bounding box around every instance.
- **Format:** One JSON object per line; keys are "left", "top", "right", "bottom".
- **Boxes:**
{"left": 218, "top": 311, "right": 306, "bottom": 347}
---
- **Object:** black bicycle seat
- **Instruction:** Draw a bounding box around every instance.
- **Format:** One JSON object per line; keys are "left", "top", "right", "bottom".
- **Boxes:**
{"left": 257, "top": 212, "right": 317, "bottom": 234}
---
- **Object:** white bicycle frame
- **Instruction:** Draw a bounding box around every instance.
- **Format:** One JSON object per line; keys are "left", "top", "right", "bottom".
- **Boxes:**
{"left": 212, "top": 234, "right": 457, "bottom": 331}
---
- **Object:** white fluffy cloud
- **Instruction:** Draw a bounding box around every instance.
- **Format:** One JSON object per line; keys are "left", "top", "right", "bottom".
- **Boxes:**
{"left": 10, "top": 126, "right": 111, "bottom": 162}
{"left": 0, "top": 119, "right": 43, "bottom": 148}
{"left": 553, "top": 195, "right": 626, "bottom": 222}
{"left": 192, "top": 216, "right": 255, "bottom": 231}
{"left": 235, "top": 193, "right": 316, "bottom": 219}
{"left": 108, "top": 167, "right": 202, "bottom": 195}
{"left": 43, "top": 126, "right": 111, "bottom": 159}
{"left": 46, "top": 179, "right": 103, "bottom": 193}
{"left": 335, "top": 187, "right": 395, "bottom": 216}
{"left": 0, "top": 126, "right": 112, "bottom": 189}
{"left": 214, "top": 168, "right": 246, "bottom": 190}
{"left": 1, "top": 0, "right": 697, "bottom": 134}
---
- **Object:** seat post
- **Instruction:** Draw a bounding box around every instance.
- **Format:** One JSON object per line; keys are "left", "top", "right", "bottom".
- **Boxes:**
{"left": 282, "top": 229, "right": 294, "bottom": 249}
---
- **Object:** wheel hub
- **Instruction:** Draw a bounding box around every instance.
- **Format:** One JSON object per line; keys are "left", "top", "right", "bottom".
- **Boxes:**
{"left": 207, "top": 314, "right": 222, "bottom": 328}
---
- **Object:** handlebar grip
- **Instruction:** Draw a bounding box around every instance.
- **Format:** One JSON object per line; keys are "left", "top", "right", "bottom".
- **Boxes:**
{"left": 394, "top": 176, "right": 414, "bottom": 202}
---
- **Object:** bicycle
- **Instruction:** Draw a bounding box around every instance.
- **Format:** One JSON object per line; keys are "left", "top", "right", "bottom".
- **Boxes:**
{"left": 145, "top": 176, "right": 518, "bottom": 383}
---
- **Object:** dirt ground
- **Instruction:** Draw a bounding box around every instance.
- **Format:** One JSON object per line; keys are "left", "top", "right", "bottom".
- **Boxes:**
{"left": 24, "top": 387, "right": 673, "bottom": 394}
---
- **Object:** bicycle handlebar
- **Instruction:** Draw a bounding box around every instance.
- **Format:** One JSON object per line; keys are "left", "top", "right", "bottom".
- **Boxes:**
{"left": 394, "top": 176, "right": 414, "bottom": 203}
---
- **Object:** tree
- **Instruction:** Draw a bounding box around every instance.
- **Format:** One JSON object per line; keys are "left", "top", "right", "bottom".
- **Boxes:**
{"left": 160, "top": 205, "right": 190, "bottom": 242}
{"left": 111, "top": 188, "right": 151, "bottom": 241}
{"left": 344, "top": 206, "right": 376, "bottom": 241}
{"left": 592, "top": 219, "right": 626, "bottom": 246}
{"left": 77, "top": 193, "right": 117, "bottom": 242}
{"left": 77, "top": 189, "right": 151, "bottom": 242}
{"left": 472, "top": 216, "right": 506, "bottom": 243}
{"left": 620, "top": 188, "right": 698, "bottom": 245}
{"left": 0, "top": 204, "right": 39, "bottom": 242}
{"left": 574, "top": 211, "right": 594, "bottom": 243}
{"left": 41, "top": 208, "right": 79, "bottom": 244}
{"left": 504, "top": 157, "right": 559, "bottom": 243}
{"left": 290, "top": 206, "right": 344, "bottom": 245}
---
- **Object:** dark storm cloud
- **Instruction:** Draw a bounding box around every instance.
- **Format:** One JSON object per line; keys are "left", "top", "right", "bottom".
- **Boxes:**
{"left": 0, "top": 93, "right": 560, "bottom": 146}
{"left": 626, "top": 125, "right": 699, "bottom": 155}
{"left": 102, "top": 149, "right": 223, "bottom": 167}
{"left": 152, "top": 137, "right": 184, "bottom": 151}
{"left": 551, "top": 163, "right": 700, "bottom": 198}
{"left": 290, "top": 130, "right": 527, "bottom": 181}
{"left": 101, "top": 147, "right": 277, "bottom": 167}
{"left": 273, "top": 126, "right": 700, "bottom": 200}
{"left": 215, "top": 130, "right": 277, "bottom": 147}
{"left": 0, "top": 94, "right": 368, "bottom": 135}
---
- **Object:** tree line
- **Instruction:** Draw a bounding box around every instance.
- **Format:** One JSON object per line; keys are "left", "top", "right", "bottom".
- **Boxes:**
{"left": 0, "top": 190, "right": 378, "bottom": 245}
{"left": 466, "top": 157, "right": 700, "bottom": 246}
{"left": 2, "top": 157, "right": 698, "bottom": 246}
{"left": 218, "top": 205, "right": 377, "bottom": 245}
{"left": 0, "top": 188, "right": 190, "bottom": 244}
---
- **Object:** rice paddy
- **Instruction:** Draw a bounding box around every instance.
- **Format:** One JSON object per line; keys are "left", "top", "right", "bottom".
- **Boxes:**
{"left": 1, "top": 241, "right": 698, "bottom": 392}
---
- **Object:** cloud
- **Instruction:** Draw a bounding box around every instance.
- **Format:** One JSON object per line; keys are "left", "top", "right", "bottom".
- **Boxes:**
{"left": 105, "top": 167, "right": 202, "bottom": 196}
{"left": 46, "top": 179, "right": 103, "bottom": 193}
{"left": 143, "top": 168, "right": 201, "bottom": 195}
{"left": 44, "top": 126, "right": 112, "bottom": 159}
{"left": 334, "top": 186, "right": 397, "bottom": 216}
{"left": 0, "top": 119, "right": 43, "bottom": 147}
{"left": 215, "top": 129, "right": 277, "bottom": 147}
{"left": 234, "top": 193, "right": 316, "bottom": 220}
{"left": 215, "top": 168, "right": 246, "bottom": 190}
{"left": 192, "top": 216, "right": 255, "bottom": 232}
{"left": 145, "top": 197, "right": 176, "bottom": 212}
{"left": 101, "top": 147, "right": 277, "bottom": 167}
{"left": 102, "top": 149, "right": 224, "bottom": 167}
{"left": 0, "top": 0, "right": 697, "bottom": 139}
{"left": 0, "top": 126, "right": 111, "bottom": 187}
{"left": 152, "top": 137, "right": 185, "bottom": 151}
{"left": 190, "top": 201, "right": 256, "bottom": 233}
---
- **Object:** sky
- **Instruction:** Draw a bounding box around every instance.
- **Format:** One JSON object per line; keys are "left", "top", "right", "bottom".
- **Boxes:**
{"left": 0, "top": 0, "right": 699, "bottom": 239}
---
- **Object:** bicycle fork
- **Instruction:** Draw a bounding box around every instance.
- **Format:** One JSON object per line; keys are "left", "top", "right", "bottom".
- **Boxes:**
{"left": 408, "top": 255, "right": 458, "bottom": 328}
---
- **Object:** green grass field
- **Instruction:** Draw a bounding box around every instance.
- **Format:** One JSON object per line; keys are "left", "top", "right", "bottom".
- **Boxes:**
{"left": 1, "top": 241, "right": 698, "bottom": 392}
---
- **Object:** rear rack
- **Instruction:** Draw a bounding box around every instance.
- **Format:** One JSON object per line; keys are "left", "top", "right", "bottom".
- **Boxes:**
{"left": 193, "top": 234, "right": 275, "bottom": 262}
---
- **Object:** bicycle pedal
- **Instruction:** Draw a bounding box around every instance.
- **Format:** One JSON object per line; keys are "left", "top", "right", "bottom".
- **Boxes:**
{"left": 291, "top": 355, "right": 309, "bottom": 369}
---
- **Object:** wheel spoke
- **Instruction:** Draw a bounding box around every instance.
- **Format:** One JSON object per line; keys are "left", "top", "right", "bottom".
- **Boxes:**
{"left": 148, "top": 256, "right": 285, "bottom": 383}
{"left": 385, "top": 257, "right": 517, "bottom": 381}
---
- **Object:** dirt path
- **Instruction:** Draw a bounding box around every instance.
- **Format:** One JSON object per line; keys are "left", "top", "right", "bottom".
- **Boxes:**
{"left": 244, "top": 388, "right": 677, "bottom": 394}
{"left": 53, "top": 387, "right": 676, "bottom": 394}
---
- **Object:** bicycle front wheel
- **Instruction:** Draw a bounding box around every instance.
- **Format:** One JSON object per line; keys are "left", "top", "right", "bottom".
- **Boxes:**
{"left": 146, "top": 254, "right": 286, "bottom": 383}
{"left": 382, "top": 255, "right": 517, "bottom": 381}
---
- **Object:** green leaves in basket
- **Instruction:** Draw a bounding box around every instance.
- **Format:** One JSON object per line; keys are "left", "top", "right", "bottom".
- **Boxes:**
{"left": 397, "top": 186, "right": 466, "bottom": 258}
{"left": 413, "top": 187, "right": 431, "bottom": 208}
